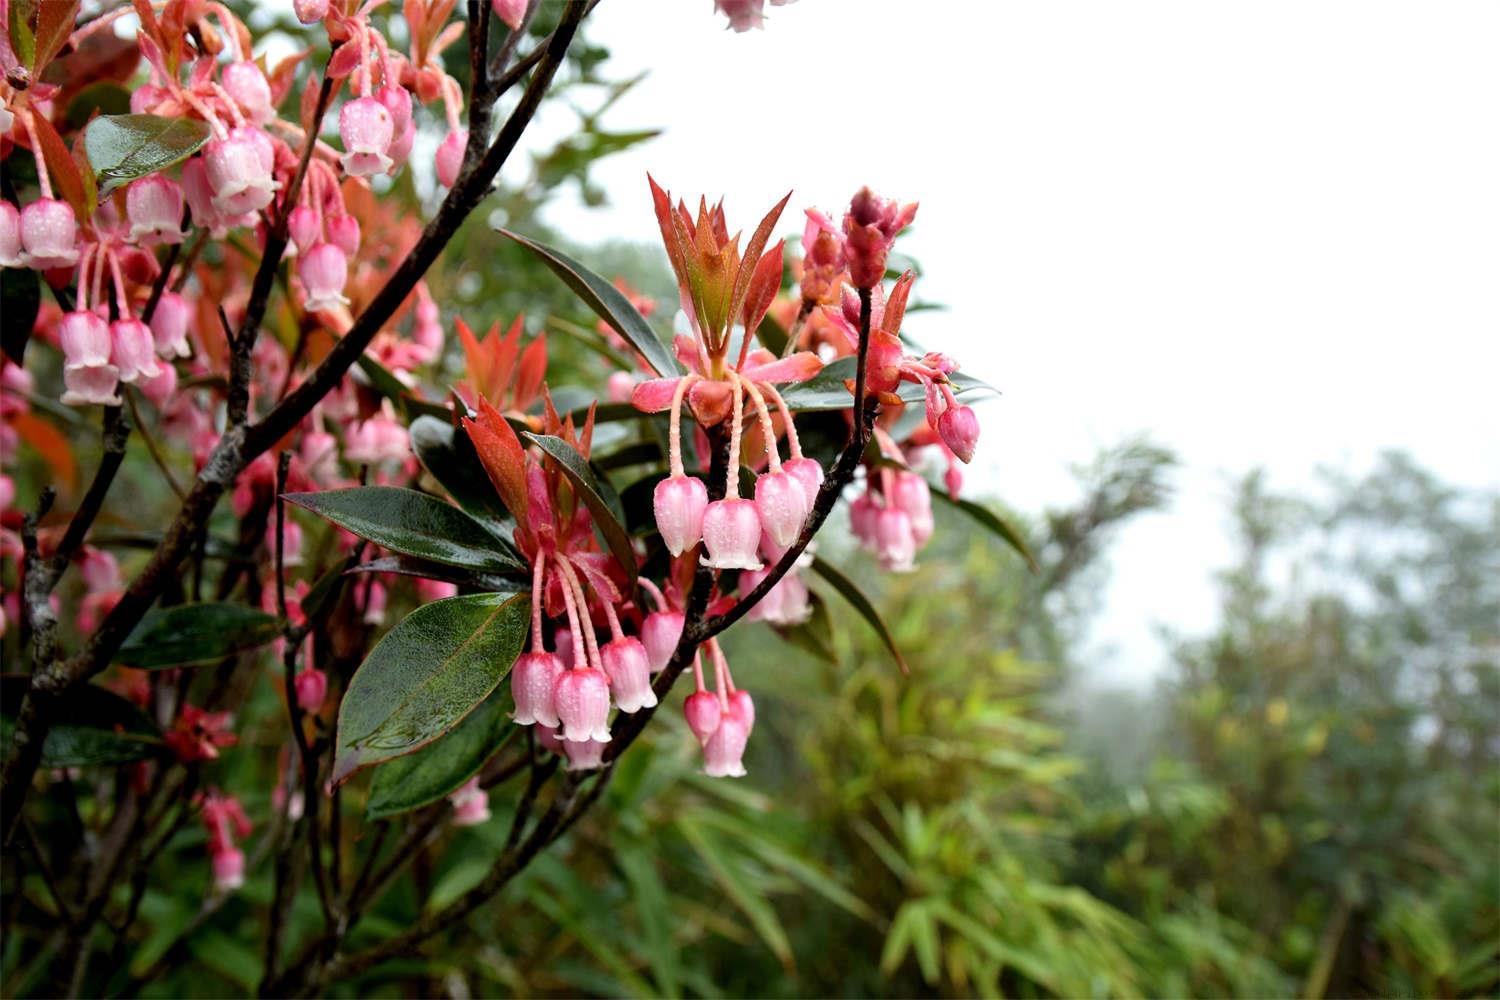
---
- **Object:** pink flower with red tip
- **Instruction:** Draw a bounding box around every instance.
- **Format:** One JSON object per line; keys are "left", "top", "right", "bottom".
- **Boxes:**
{"left": 294, "top": 667, "right": 328, "bottom": 714}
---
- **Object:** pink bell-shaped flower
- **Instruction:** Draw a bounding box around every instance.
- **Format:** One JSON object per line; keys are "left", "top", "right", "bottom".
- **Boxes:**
{"left": 138, "top": 359, "right": 177, "bottom": 408}
{"left": 326, "top": 213, "right": 360, "bottom": 256}
{"left": 126, "top": 174, "right": 186, "bottom": 245}
{"left": 701, "top": 498, "right": 763, "bottom": 570}
{"left": 294, "top": 0, "right": 329, "bottom": 23}
{"left": 293, "top": 667, "right": 327, "bottom": 714}
{"left": 849, "top": 490, "right": 880, "bottom": 549}
{"left": 640, "top": 610, "right": 684, "bottom": 673}
{"left": 435, "top": 129, "right": 466, "bottom": 188}
{"left": 111, "top": 319, "right": 162, "bottom": 383}
{"left": 149, "top": 291, "right": 193, "bottom": 358}
{"left": 449, "top": 777, "right": 491, "bottom": 825}
{"left": 944, "top": 462, "right": 963, "bottom": 498}
{"left": 890, "top": 471, "right": 934, "bottom": 546}
{"left": 61, "top": 363, "right": 122, "bottom": 407}
{"left": 563, "top": 737, "right": 607, "bottom": 772}
{"left": 729, "top": 688, "right": 755, "bottom": 731}
{"left": 287, "top": 205, "right": 320, "bottom": 253}
{"left": 339, "top": 97, "right": 394, "bottom": 177}
{"left": 702, "top": 701, "right": 751, "bottom": 777}
{"left": 386, "top": 122, "right": 416, "bottom": 175}
{"left": 343, "top": 409, "right": 409, "bottom": 465}
{"left": 938, "top": 405, "right": 979, "bottom": 463}
{"left": 204, "top": 127, "right": 277, "bottom": 216}
{"left": 683, "top": 690, "right": 721, "bottom": 746}
{"left": 511, "top": 650, "right": 565, "bottom": 726}
{"left": 0, "top": 202, "right": 22, "bottom": 267}
{"left": 298, "top": 242, "right": 349, "bottom": 311}
{"left": 59, "top": 310, "right": 112, "bottom": 369}
{"left": 19, "top": 198, "right": 79, "bottom": 269}
{"left": 601, "top": 636, "right": 657, "bottom": 713}
{"left": 754, "top": 470, "right": 809, "bottom": 548}
{"left": 554, "top": 668, "right": 612, "bottom": 743}
{"left": 211, "top": 847, "right": 245, "bottom": 890}
{"left": 653, "top": 474, "right": 708, "bottom": 557}
{"left": 742, "top": 567, "right": 811, "bottom": 626}
{"left": 222, "top": 61, "right": 275, "bottom": 124}
{"left": 782, "top": 456, "right": 824, "bottom": 510}
{"left": 875, "top": 507, "right": 917, "bottom": 573}
{"left": 377, "top": 85, "right": 413, "bottom": 135}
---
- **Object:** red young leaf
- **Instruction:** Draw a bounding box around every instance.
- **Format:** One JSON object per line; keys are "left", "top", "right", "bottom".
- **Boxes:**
{"left": 31, "top": 0, "right": 79, "bottom": 74}
{"left": 462, "top": 397, "right": 530, "bottom": 525}
{"left": 29, "top": 109, "right": 90, "bottom": 219}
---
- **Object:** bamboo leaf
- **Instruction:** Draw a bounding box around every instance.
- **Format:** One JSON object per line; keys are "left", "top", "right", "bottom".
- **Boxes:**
{"left": 810, "top": 557, "right": 910, "bottom": 675}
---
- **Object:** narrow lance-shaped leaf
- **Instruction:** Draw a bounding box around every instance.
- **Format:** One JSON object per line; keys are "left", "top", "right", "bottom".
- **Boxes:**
{"left": 780, "top": 356, "right": 999, "bottom": 412}
{"left": 365, "top": 684, "right": 518, "bottom": 820}
{"left": 928, "top": 486, "right": 1039, "bottom": 572}
{"left": 333, "top": 591, "right": 530, "bottom": 784}
{"left": 499, "top": 229, "right": 680, "bottom": 378}
{"left": 1, "top": 677, "right": 161, "bottom": 767}
{"left": 809, "top": 556, "right": 910, "bottom": 675}
{"left": 285, "top": 486, "right": 525, "bottom": 574}
{"left": 84, "top": 114, "right": 211, "bottom": 195}
{"left": 115, "top": 603, "right": 280, "bottom": 669}
{"left": 523, "top": 432, "right": 638, "bottom": 588}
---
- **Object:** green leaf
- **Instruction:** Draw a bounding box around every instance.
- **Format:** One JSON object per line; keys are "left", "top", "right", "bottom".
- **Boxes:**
{"left": 333, "top": 592, "right": 530, "bottom": 783}
{"left": 617, "top": 847, "right": 682, "bottom": 999}
{"left": 779, "top": 356, "right": 999, "bottom": 412}
{"left": 676, "top": 815, "right": 794, "bottom": 970}
{"left": 522, "top": 433, "right": 637, "bottom": 587}
{"left": 7, "top": 0, "right": 35, "bottom": 70}
{"left": 285, "top": 486, "right": 525, "bottom": 574}
{"left": 1, "top": 677, "right": 161, "bottom": 767}
{"left": 115, "top": 602, "right": 280, "bottom": 669}
{"left": 64, "top": 82, "right": 132, "bottom": 130}
{"left": 499, "top": 229, "right": 679, "bottom": 377}
{"left": 928, "top": 486, "right": 1039, "bottom": 572}
{"left": 409, "top": 415, "right": 515, "bottom": 533}
{"left": 365, "top": 684, "right": 518, "bottom": 819}
{"left": 810, "top": 557, "right": 909, "bottom": 675}
{"left": 83, "top": 114, "right": 211, "bottom": 195}
{"left": 1, "top": 268, "right": 40, "bottom": 364}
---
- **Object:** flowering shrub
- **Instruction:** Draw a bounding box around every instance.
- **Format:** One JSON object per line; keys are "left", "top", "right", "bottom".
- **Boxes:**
{"left": 0, "top": 0, "right": 1024, "bottom": 992}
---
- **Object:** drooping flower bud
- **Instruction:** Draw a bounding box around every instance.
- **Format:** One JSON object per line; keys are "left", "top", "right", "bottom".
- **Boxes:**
{"left": 875, "top": 507, "right": 917, "bottom": 573}
{"left": 601, "top": 636, "right": 657, "bottom": 713}
{"left": 849, "top": 490, "right": 880, "bottom": 550}
{"left": 294, "top": 667, "right": 327, "bottom": 713}
{"left": 714, "top": 0, "right": 766, "bottom": 31}
{"left": 937, "top": 404, "right": 979, "bottom": 463}
{"left": 376, "top": 85, "right": 413, "bottom": 135}
{"left": 511, "top": 650, "right": 565, "bottom": 726}
{"left": 653, "top": 475, "right": 708, "bottom": 556}
{"left": 799, "top": 209, "right": 845, "bottom": 304}
{"left": 223, "top": 61, "right": 275, "bottom": 124}
{"left": 728, "top": 688, "right": 755, "bottom": 732}
{"left": 287, "top": 205, "right": 320, "bottom": 253}
{"left": 449, "top": 777, "right": 491, "bottom": 825}
{"left": 0, "top": 202, "right": 22, "bottom": 267}
{"left": 607, "top": 370, "right": 634, "bottom": 402}
{"left": 944, "top": 462, "right": 963, "bottom": 498}
{"left": 553, "top": 668, "right": 612, "bottom": 743}
{"left": 742, "top": 567, "right": 811, "bottom": 626}
{"left": 19, "top": 198, "right": 79, "bottom": 270}
{"left": 343, "top": 409, "right": 409, "bottom": 465}
{"left": 385, "top": 121, "right": 415, "bottom": 173}
{"left": 782, "top": 456, "right": 824, "bottom": 510}
{"left": 492, "top": 0, "right": 527, "bottom": 31}
{"left": 149, "top": 291, "right": 193, "bottom": 358}
{"left": 683, "top": 690, "right": 721, "bottom": 746}
{"left": 338, "top": 97, "right": 394, "bottom": 177}
{"left": 701, "top": 498, "right": 763, "bottom": 570}
{"left": 126, "top": 175, "right": 186, "bottom": 245}
{"left": 203, "top": 128, "right": 278, "bottom": 216}
{"left": 702, "top": 702, "right": 751, "bottom": 777}
{"left": 435, "top": 129, "right": 466, "bottom": 188}
{"left": 754, "top": 470, "right": 809, "bottom": 548}
{"left": 138, "top": 358, "right": 178, "bottom": 408}
{"left": 890, "top": 471, "right": 934, "bottom": 546}
{"left": 843, "top": 187, "right": 918, "bottom": 289}
{"left": 294, "top": 0, "right": 329, "bottom": 23}
{"left": 298, "top": 242, "right": 349, "bottom": 311}
{"left": 640, "top": 610, "right": 684, "bottom": 673}
{"left": 211, "top": 847, "right": 246, "bottom": 890}
{"left": 111, "top": 319, "right": 162, "bottom": 383}
{"left": 326, "top": 213, "right": 360, "bottom": 257}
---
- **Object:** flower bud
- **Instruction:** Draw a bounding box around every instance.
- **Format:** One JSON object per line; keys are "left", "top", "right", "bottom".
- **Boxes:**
{"left": 601, "top": 636, "right": 657, "bottom": 713}
{"left": 338, "top": 97, "right": 394, "bottom": 177}
{"left": 435, "top": 129, "right": 466, "bottom": 188}
{"left": 294, "top": 0, "right": 329, "bottom": 23}
{"left": 944, "top": 462, "right": 963, "bottom": 498}
{"left": 126, "top": 175, "right": 185, "bottom": 245}
{"left": 843, "top": 187, "right": 917, "bottom": 289}
{"left": 511, "top": 650, "right": 565, "bottom": 726}
{"left": 607, "top": 370, "right": 634, "bottom": 403}
{"left": 223, "top": 61, "right": 275, "bottom": 124}
{"left": 298, "top": 242, "right": 349, "bottom": 311}
{"left": 19, "top": 198, "right": 79, "bottom": 270}
{"left": 376, "top": 85, "right": 413, "bottom": 135}
{"left": 754, "top": 470, "right": 809, "bottom": 548}
{"left": 890, "top": 471, "right": 934, "bottom": 546}
{"left": 875, "top": 507, "right": 917, "bottom": 573}
{"left": 150, "top": 291, "right": 193, "bottom": 358}
{"left": 287, "top": 205, "right": 320, "bottom": 253}
{"left": 111, "top": 319, "right": 162, "bottom": 383}
{"left": 211, "top": 847, "right": 245, "bottom": 890}
{"left": 728, "top": 688, "right": 755, "bottom": 732}
{"left": 640, "top": 610, "right": 684, "bottom": 672}
{"left": 138, "top": 358, "right": 178, "bottom": 408}
{"left": 385, "top": 121, "right": 415, "bottom": 173}
{"left": 554, "top": 668, "right": 612, "bottom": 743}
{"left": 326, "top": 213, "right": 360, "bottom": 256}
{"left": 937, "top": 405, "right": 979, "bottom": 463}
{"left": 0, "top": 201, "right": 24, "bottom": 267}
{"left": 492, "top": 0, "right": 527, "bottom": 31}
{"left": 849, "top": 490, "right": 880, "bottom": 550}
{"left": 714, "top": 0, "right": 766, "bottom": 32}
{"left": 449, "top": 777, "right": 491, "bottom": 825}
{"left": 294, "top": 667, "right": 327, "bottom": 714}
{"left": 701, "top": 498, "right": 763, "bottom": 570}
{"left": 782, "top": 456, "right": 824, "bottom": 510}
{"left": 653, "top": 474, "right": 708, "bottom": 556}
{"left": 683, "top": 690, "right": 721, "bottom": 746}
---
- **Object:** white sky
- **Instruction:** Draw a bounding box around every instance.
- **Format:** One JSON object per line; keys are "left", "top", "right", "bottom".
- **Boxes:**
{"left": 540, "top": 0, "right": 1500, "bottom": 685}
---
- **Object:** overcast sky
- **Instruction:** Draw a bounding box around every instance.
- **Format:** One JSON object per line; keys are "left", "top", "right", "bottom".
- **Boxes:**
{"left": 539, "top": 0, "right": 1500, "bottom": 684}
